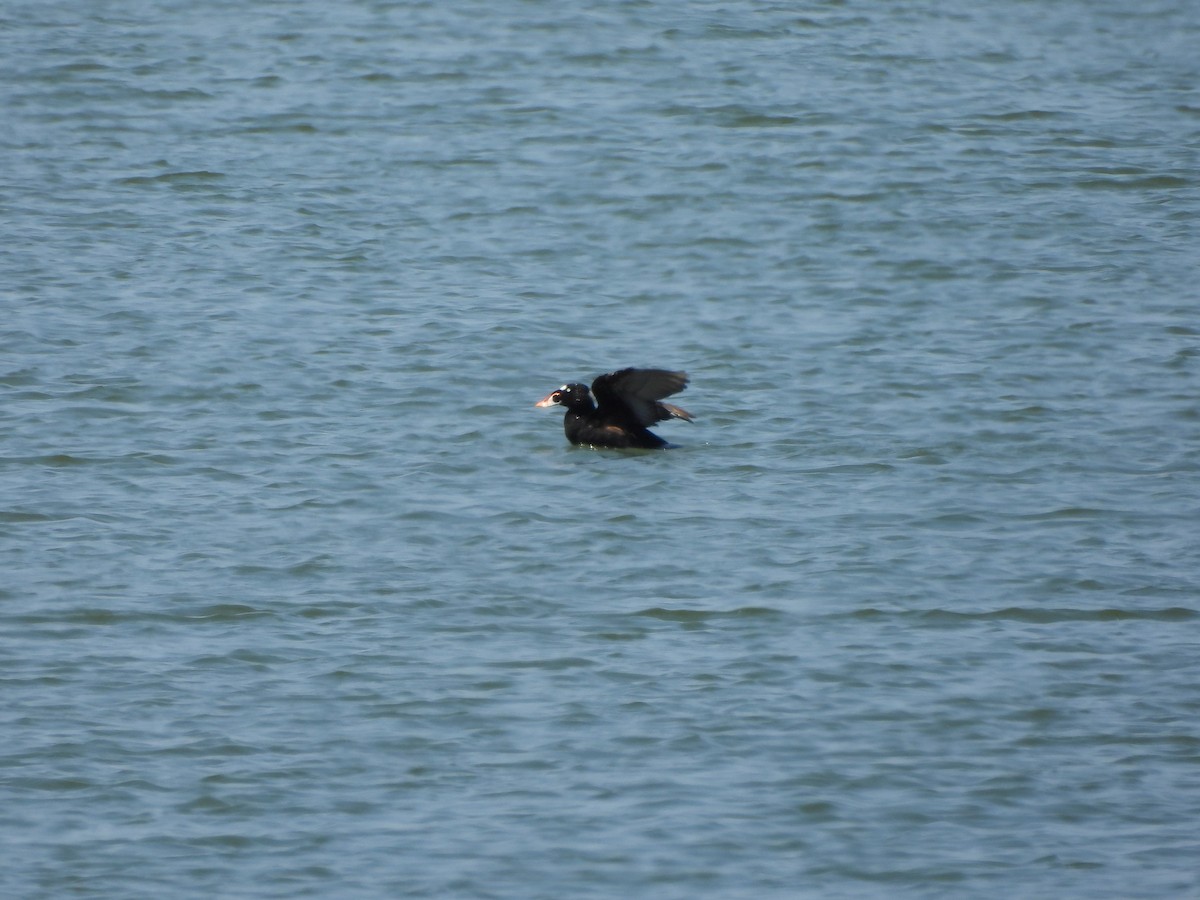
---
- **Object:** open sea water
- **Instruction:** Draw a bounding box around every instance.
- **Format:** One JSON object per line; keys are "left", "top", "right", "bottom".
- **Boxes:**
{"left": 3, "top": 1, "right": 1199, "bottom": 897}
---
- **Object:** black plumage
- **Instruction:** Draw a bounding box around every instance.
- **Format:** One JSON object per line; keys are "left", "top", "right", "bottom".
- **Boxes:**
{"left": 536, "top": 368, "right": 693, "bottom": 449}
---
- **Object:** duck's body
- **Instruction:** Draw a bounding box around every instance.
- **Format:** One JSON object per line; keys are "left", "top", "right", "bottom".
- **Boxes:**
{"left": 536, "top": 368, "right": 693, "bottom": 449}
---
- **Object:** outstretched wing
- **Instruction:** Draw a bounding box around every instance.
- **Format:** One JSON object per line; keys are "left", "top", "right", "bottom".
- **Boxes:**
{"left": 591, "top": 368, "right": 693, "bottom": 427}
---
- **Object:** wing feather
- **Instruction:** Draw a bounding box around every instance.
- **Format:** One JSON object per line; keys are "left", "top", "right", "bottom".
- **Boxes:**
{"left": 591, "top": 368, "right": 691, "bottom": 427}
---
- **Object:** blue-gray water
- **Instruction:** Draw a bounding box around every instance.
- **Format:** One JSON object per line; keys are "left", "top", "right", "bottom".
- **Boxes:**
{"left": 3, "top": 1, "right": 1199, "bottom": 897}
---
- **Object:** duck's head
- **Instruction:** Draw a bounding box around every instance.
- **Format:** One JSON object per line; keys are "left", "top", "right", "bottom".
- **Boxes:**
{"left": 535, "top": 382, "right": 593, "bottom": 412}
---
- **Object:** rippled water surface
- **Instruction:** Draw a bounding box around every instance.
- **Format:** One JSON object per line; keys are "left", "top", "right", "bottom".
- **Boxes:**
{"left": 3, "top": 1, "right": 1199, "bottom": 897}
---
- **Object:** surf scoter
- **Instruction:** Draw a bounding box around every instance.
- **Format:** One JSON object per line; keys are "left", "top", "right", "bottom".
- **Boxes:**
{"left": 535, "top": 367, "right": 693, "bottom": 449}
